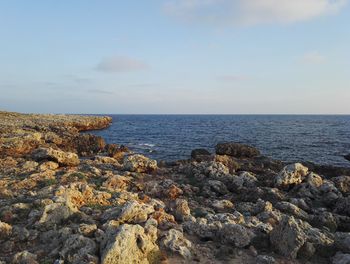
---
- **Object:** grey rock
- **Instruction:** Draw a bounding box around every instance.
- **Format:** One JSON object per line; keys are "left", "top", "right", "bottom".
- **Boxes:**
{"left": 270, "top": 215, "right": 306, "bottom": 259}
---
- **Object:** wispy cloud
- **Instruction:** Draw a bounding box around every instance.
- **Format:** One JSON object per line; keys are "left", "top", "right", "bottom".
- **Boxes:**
{"left": 301, "top": 51, "right": 326, "bottom": 64}
{"left": 96, "top": 56, "right": 150, "bottom": 73}
{"left": 164, "top": 0, "right": 348, "bottom": 26}
{"left": 87, "top": 89, "right": 115, "bottom": 95}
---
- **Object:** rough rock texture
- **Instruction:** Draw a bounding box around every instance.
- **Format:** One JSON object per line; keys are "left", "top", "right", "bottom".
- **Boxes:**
{"left": 32, "top": 147, "right": 80, "bottom": 166}
{"left": 215, "top": 142, "right": 260, "bottom": 158}
{"left": 0, "top": 110, "right": 349, "bottom": 264}
{"left": 100, "top": 224, "right": 159, "bottom": 264}
{"left": 275, "top": 163, "right": 309, "bottom": 187}
{"left": 123, "top": 154, "right": 157, "bottom": 173}
{"left": 270, "top": 216, "right": 306, "bottom": 259}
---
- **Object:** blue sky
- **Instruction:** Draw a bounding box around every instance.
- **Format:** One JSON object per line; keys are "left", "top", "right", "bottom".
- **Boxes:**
{"left": 0, "top": 0, "right": 349, "bottom": 114}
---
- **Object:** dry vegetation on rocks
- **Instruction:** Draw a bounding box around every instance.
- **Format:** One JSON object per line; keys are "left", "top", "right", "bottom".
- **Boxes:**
{"left": 0, "top": 111, "right": 350, "bottom": 264}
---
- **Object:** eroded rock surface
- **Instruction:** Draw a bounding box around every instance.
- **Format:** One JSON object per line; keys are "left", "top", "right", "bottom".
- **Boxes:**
{"left": 0, "top": 111, "right": 349, "bottom": 264}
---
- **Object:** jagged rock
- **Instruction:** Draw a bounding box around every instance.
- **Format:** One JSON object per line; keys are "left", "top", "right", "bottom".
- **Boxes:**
{"left": 78, "top": 224, "right": 97, "bottom": 237}
{"left": 191, "top": 149, "right": 211, "bottom": 161}
{"left": 73, "top": 133, "right": 106, "bottom": 156}
{"left": 38, "top": 203, "right": 74, "bottom": 227}
{"left": 332, "top": 252, "right": 350, "bottom": 264}
{"left": 331, "top": 176, "right": 350, "bottom": 195}
{"left": 100, "top": 224, "right": 160, "bottom": 264}
{"left": 275, "top": 163, "right": 309, "bottom": 187}
{"left": 173, "top": 199, "right": 191, "bottom": 222}
{"left": 39, "top": 161, "right": 59, "bottom": 171}
{"left": 0, "top": 221, "right": 12, "bottom": 240}
{"left": 212, "top": 199, "right": 234, "bottom": 211}
{"left": 215, "top": 142, "right": 260, "bottom": 158}
{"left": 215, "top": 155, "right": 240, "bottom": 173}
{"left": 275, "top": 201, "right": 309, "bottom": 221}
{"left": 32, "top": 147, "right": 80, "bottom": 166}
{"left": 94, "top": 156, "right": 120, "bottom": 164}
{"left": 104, "top": 144, "right": 129, "bottom": 162}
{"left": 102, "top": 175, "right": 130, "bottom": 192}
{"left": 101, "top": 200, "right": 154, "bottom": 224}
{"left": 219, "top": 224, "right": 253, "bottom": 247}
{"left": 334, "top": 197, "right": 350, "bottom": 216}
{"left": 204, "top": 180, "right": 228, "bottom": 195}
{"left": 335, "top": 232, "right": 350, "bottom": 253}
{"left": 160, "top": 229, "right": 192, "bottom": 258}
{"left": 306, "top": 172, "right": 324, "bottom": 188}
{"left": 59, "top": 234, "right": 98, "bottom": 264}
{"left": 123, "top": 154, "right": 157, "bottom": 173}
{"left": 55, "top": 183, "right": 111, "bottom": 210}
{"left": 270, "top": 215, "right": 306, "bottom": 259}
{"left": 311, "top": 211, "right": 338, "bottom": 232}
{"left": 12, "top": 250, "right": 38, "bottom": 264}
{"left": 231, "top": 171, "right": 258, "bottom": 189}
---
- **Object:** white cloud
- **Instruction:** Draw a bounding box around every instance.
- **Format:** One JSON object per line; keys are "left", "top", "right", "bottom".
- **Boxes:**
{"left": 96, "top": 56, "right": 149, "bottom": 72}
{"left": 301, "top": 51, "right": 326, "bottom": 64}
{"left": 164, "top": 0, "right": 348, "bottom": 26}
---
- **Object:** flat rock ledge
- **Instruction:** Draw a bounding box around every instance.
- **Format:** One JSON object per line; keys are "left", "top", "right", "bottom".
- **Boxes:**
{"left": 0, "top": 111, "right": 349, "bottom": 264}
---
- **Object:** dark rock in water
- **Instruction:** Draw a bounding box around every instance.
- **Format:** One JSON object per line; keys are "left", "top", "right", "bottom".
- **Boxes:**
{"left": 303, "top": 162, "right": 350, "bottom": 178}
{"left": 215, "top": 142, "right": 260, "bottom": 158}
{"left": 191, "top": 149, "right": 211, "bottom": 161}
{"left": 344, "top": 154, "right": 350, "bottom": 162}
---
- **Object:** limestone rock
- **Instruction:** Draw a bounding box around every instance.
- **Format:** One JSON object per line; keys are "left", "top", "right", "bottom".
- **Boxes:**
{"left": 60, "top": 234, "right": 98, "bottom": 264}
{"left": 123, "top": 154, "right": 157, "bottom": 173}
{"left": 331, "top": 176, "right": 350, "bottom": 195}
{"left": 100, "top": 224, "right": 160, "bottom": 264}
{"left": 32, "top": 147, "right": 80, "bottom": 166}
{"left": 275, "top": 163, "right": 309, "bottom": 187}
{"left": 0, "top": 221, "right": 12, "bottom": 240}
{"left": 12, "top": 250, "right": 38, "bottom": 264}
{"left": 173, "top": 199, "right": 191, "bottom": 222}
{"left": 160, "top": 229, "right": 192, "bottom": 259}
{"left": 38, "top": 203, "right": 74, "bottom": 228}
{"left": 270, "top": 215, "right": 306, "bottom": 259}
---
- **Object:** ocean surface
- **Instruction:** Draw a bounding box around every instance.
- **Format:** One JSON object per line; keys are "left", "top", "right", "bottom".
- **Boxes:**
{"left": 91, "top": 115, "right": 350, "bottom": 167}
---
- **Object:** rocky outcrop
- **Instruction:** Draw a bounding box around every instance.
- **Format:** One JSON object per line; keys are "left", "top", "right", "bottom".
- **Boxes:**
{"left": 0, "top": 110, "right": 349, "bottom": 264}
{"left": 100, "top": 224, "right": 160, "bottom": 264}
{"left": 215, "top": 142, "right": 260, "bottom": 158}
{"left": 32, "top": 147, "right": 80, "bottom": 166}
{"left": 123, "top": 154, "right": 157, "bottom": 173}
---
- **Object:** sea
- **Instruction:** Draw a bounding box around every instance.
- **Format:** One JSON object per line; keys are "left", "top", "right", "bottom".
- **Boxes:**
{"left": 91, "top": 115, "right": 350, "bottom": 167}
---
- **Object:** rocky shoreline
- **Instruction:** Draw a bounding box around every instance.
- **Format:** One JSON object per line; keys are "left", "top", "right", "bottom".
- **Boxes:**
{"left": 0, "top": 111, "right": 349, "bottom": 264}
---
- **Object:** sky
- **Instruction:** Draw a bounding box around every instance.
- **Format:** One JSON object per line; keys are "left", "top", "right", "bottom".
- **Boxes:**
{"left": 0, "top": 0, "right": 349, "bottom": 114}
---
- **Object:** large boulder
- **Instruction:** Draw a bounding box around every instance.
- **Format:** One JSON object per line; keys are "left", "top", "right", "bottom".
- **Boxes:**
{"left": 123, "top": 154, "right": 157, "bottom": 173}
{"left": 100, "top": 224, "right": 160, "bottom": 264}
{"left": 275, "top": 163, "right": 309, "bottom": 187}
{"left": 32, "top": 147, "right": 80, "bottom": 166}
{"left": 270, "top": 215, "right": 306, "bottom": 259}
{"left": 215, "top": 142, "right": 260, "bottom": 158}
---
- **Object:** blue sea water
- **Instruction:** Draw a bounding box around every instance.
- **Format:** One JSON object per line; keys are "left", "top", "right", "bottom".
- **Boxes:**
{"left": 91, "top": 115, "right": 350, "bottom": 167}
